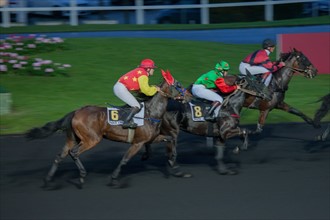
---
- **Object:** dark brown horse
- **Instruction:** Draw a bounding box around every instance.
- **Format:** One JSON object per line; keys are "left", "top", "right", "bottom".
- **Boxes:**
{"left": 243, "top": 48, "right": 318, "bottom": 133}
{"left": 26, "top": 70, "right": 186, "bottom": 188}
{"left": 145, "top": 75, "right": 267, "bottom": 175}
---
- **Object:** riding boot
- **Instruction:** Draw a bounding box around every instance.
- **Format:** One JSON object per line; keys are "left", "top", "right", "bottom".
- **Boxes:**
{"left": 122, "top": 107, "right": 140, "bottom": 129}
{"left": 204, "top": 101, "right": 221, "bottom": 122}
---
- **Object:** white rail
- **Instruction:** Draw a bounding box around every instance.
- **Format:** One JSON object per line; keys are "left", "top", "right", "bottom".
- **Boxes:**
{"left": 0, "top": 0, "right": 323, "bottom": 28}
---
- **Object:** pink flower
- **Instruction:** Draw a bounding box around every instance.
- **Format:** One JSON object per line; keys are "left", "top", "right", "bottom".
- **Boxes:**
{"left": 27, "top": 44, "right": 36, "bottom": 48}
{"left": 63, "top": 64, "right": 71, "bottom": 68}
{"left": 0, "top": 65, "right": 7, "bottom": 72}
{"left": 33, "top": 62, "right": 41, "bottom": 67}
{"left": 13, "top": 63, "right": 22, "bottom": 69}
{"left": 45, "top": 68, "right": 54, "bottom": 73}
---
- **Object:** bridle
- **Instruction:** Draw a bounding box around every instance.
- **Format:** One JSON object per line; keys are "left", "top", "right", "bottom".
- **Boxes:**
{"left": 158, "top": 81, "right": 186, "bottom": 100}
{"left": 283, "top": 51, "right": 315, "bottom": 78}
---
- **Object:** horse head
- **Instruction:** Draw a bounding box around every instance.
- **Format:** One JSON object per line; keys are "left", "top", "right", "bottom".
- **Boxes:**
{"left": 159, "top": 69, "right": 186, "bottom": 100}
{"left": 159, "top": 69, "right": 190, "bottom": 102}
{"left": 281, "top": 48, "right": 318, "bottom": 79}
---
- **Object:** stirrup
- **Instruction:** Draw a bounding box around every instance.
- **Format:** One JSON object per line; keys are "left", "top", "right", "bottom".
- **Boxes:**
{"left": 122, "top": 120, "right": 137, "bottom": 129}
{"left": 204, "top": 114, "right": 216, "bottom": 122}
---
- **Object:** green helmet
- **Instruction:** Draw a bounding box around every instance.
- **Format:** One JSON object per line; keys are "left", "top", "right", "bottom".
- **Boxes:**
{"left": 215, "top": 60, "right": 230, "bottom": 72}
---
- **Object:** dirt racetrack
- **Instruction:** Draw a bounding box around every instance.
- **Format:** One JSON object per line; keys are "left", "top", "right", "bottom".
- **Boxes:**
{"left": 0, "top": 122, "right": 329, "bottom": 220}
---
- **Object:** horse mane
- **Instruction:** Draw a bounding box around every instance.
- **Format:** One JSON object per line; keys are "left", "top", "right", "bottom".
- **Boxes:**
{"left": 279, "top": 52, "right": 290, "bottom": 62}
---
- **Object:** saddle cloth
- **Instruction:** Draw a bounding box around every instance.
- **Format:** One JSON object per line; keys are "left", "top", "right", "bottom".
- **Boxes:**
{"left": 189, "top": 101, "right": 220, "bottom": 122}
{"left": 107, "top": 102, "right": 145, "bottom": 126}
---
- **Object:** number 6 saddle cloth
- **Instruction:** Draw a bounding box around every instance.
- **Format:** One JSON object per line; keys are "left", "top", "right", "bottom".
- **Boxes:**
{"left": 107, "top": 102, "right": 145, "bottom": 126}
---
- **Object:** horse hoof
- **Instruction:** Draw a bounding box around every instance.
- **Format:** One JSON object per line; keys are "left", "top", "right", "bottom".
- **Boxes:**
{"left": 233, "top": 146, "right": 240, "bottom": 154}
{"left": 108, "top": 177, "right": 121, "bottom": 188}
{"left": 41, "top": 179, "right": 62, "bottom": 190}
{"left": 173, "top": 171, "right": 193, "bottom": 178}
{"left": 141, "top": 153, "right": 149, "bottom": 161}
{"left": 67, "top": 178, "right": 84, "bottom": 189}
{"left": 218, "top": 169, "right": 238, "bottom": 175}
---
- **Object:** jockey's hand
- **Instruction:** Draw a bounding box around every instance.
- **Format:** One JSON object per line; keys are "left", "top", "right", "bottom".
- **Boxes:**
{"left": 156, "top": 86, "right": 161, "bottom": 92}
{"left": 278, "top": 61, "right": 286, "bottom": 68}
{"left": 236, "top": 85, "right": 241, "bottom": 90}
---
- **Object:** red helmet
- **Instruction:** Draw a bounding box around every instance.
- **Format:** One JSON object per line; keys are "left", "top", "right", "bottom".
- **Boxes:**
{"left": 139, "top": 59, "right": 157, "bottom": 69}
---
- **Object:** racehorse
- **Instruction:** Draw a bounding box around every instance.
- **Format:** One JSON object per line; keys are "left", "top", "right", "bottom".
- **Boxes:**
{"left": 243, "top": 48, "right": 318, "bottom": 133}
{"left": 25, "top": 70, "right": 186, "bottom": 189}
{"left": 314, "top": 93, "right": 330, "bottom": 141}
{"left": 144, "top": 75, "right": 267, "bottom": 175}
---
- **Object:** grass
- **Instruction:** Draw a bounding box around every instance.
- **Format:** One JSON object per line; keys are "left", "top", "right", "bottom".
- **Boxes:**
{"left": 1, "top": 16, "right": 329, "bottom": 135}
{"left": 1, "top": 37, "right": 329, "bottom": 135}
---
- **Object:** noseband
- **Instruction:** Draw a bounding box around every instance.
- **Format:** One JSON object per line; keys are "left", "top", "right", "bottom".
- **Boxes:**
{"left": 158, "top": 82, "right": 186, "bottom": 100}
{"left": 285, "top": 52, "right": 314, "bottom": 78}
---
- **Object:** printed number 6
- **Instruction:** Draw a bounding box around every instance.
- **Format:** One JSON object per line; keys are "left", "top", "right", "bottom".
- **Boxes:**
{"left": 111, "top": 110, "right": 119, "bottom": 120}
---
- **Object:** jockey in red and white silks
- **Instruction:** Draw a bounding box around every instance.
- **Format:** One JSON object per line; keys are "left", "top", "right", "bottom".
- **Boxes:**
{"left": 239, "top": 39, "right": 285, "bottom": 87}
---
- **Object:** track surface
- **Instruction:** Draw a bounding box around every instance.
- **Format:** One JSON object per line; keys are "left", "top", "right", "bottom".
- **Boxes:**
{"left": 0, "top": 122, "right": 329, "bottom": 220}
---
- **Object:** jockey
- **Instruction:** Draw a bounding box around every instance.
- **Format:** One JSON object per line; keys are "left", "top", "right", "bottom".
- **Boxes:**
{"left": 113, "top": 58, "right": 160, "bottom": 129}
{"left": 191, "top": 60, "right": 240, "bottom": 121}
{"left": 239, "top": 38, "right": 286, "bottom": 88}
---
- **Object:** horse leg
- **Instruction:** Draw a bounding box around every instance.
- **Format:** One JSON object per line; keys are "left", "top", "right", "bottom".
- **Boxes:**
{"left": 275, "top": 101, "right": 315, "bottom": 127}
{"left": 222, "top": 127, "right": 250, "bottom": 151}
{"left": 68, "top": 144, "right": 87, "bottom": 189}
{"left": 109, "top": 143, "right": 145, "bottom": 187}
{"left": 141, "top": 143, "right": 152, "bottom": 161}
{"left": 214, "top": 139, "right": 238, "bottom": 175}
{"left": 43, "top": 140, "right": 74, "bottom": 188}
{"left": 255, "top": 109, "right": 270, "bottom": 134}
{"left": 141, "top": 135, "right": 173, "bottom": 161}
{"left": 315, "top": 123, "right": 330, "bottom": 141}
{"left": 165, "top": 138, "right": 192, "bottom": 178}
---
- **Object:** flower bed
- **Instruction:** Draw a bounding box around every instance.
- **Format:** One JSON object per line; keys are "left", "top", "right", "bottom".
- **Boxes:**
{"left": 0, "top": 34, "right": 71, "bottom": 76}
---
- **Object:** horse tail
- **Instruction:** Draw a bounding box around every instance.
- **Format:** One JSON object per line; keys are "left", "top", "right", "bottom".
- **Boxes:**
{"left": 25, "top": 111, "right": 75, "bottom": 140}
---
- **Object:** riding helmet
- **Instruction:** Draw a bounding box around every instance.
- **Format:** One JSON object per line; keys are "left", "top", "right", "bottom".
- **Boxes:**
{"left": 215, "top": 60, "right": 230, "bottom": 72}
{"left": 139, "top": 59, "right": 157, "bottom": 69}
{"left": 262, "top": 39, "right": 276, "bottom": 49}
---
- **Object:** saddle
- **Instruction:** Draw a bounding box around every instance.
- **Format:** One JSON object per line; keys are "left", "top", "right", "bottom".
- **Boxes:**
{"left": 107, "top": 103, "right": 145, "bottom": 126}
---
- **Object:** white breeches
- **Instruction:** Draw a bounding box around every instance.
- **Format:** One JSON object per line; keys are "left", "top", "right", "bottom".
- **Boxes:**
{"left": 191, "top": 84, "right": 223, "bottom": 103}
{"left": 239, "top": 62, "right": 272, "bottom": 86}
{"left": 113, "top": 82, "right": 140, "bottom": 108}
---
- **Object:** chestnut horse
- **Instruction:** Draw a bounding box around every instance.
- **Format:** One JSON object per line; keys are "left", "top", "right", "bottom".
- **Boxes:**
{"left": 243, "top": 48, "right": 318, "bottom": 133}
{"left": 26, "top": 70, "right": 186, "bottom": 188}
{"left": 145, "top": 75, "right": 267, "bottom": 175}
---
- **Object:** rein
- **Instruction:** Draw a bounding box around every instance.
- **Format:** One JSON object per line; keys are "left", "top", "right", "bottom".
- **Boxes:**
{"left": 284, "top": 66, "right": 309, "bottom": 76}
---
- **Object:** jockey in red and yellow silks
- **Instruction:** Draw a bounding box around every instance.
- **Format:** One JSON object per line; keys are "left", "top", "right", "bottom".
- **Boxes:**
{"left": 239, "top": 39, "right": 285, "bottom": 87}
{"left": 118, "top": 68, "right": 158, "bottom": 96}
{"left": 114, "top": 59, "right": 159, "bottom": 129}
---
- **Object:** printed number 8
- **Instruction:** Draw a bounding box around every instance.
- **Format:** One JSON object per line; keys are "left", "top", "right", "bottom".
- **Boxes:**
{"left": 194, "top": 106, "right": 202, "bottom": 117}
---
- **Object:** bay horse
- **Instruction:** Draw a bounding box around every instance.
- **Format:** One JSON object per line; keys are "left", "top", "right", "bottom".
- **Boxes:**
{"left": 145, "top": 75, "right": 267, "bottom": 175}
{"left": 26, "top": 70, "right": 186, "bottom": 188}
{"left": 314, "top": 93, "right": 330, "bottom": 141}
{"left": 243, "top": 48, "right": 318, "bottom": 133}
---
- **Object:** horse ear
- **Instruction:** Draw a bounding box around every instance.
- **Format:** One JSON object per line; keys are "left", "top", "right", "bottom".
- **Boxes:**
{"left": 161, "top": 69, "right": 175, "bottom": 85}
